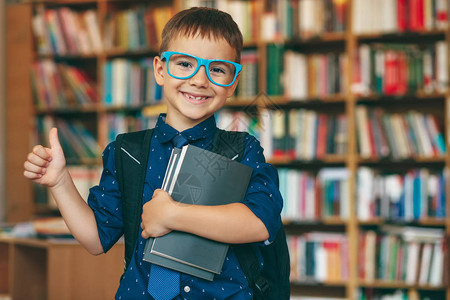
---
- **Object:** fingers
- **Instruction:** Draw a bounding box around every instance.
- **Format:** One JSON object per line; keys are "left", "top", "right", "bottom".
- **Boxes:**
{"left": 24, "top": 144, "right": 52, "bottom": 180}
{"left": 30, "top": 145, "right": 52, "bottom": 162}
{"left": 49, "top": 127, "right": 62, "bottom": 151}
{"left": 23, "top": 169, "right": 43, "bottom": 180}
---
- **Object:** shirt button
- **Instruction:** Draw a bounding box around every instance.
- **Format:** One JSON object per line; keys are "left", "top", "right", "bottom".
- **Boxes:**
{"left": 184, "top": 286, "right": 191, "bottom": 293}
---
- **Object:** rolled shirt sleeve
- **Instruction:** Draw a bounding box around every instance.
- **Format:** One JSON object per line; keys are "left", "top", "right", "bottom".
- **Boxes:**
{"left": 240, "top": 135, "right": 283, "bottom": 244}
{"left": 87, "top": 142, "right": 124, "bottom": 253}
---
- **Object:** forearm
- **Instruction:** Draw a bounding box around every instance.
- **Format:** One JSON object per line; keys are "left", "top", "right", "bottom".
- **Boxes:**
{"left": 169, "top": 202, "right": 269, "bottom": 244}
{"left": 50, "top": 169, "right": 104, "bottom": 255}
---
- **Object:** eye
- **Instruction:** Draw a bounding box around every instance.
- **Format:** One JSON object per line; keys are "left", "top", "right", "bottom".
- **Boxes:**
{"left": 209, "top": 62, "right": 233, "bottom": 76}
{"left": 177, "top": 61, "right": 193, "bottom": 68}
{"left": 210, "top": 66, "right": 226, "bottom": 75}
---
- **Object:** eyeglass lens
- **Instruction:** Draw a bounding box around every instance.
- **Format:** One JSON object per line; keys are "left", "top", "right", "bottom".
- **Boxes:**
{"left": 167, "top": 54, "right": 237, "bottom": 86}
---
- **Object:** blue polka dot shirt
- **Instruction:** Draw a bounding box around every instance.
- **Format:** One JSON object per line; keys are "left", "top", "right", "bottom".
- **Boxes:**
{"left": 88, "top": 114, "right": 283, "bottom": 300}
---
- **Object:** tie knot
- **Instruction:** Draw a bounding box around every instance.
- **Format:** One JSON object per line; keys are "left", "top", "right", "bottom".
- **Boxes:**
{"left": 172, "top": 134, "right": 189, "bottom": 148}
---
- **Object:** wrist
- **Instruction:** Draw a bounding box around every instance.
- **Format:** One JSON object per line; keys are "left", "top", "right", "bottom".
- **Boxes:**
{"left": 50, "top": 168, "right": 70, "bottom": 191}
{"left": 167, "top": 200, "right": 189, "bottom": 231}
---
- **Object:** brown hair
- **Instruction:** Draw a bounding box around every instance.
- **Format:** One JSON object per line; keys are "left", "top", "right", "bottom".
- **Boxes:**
{"left": 159, "top": 7, "right": 243, "bottom": 63}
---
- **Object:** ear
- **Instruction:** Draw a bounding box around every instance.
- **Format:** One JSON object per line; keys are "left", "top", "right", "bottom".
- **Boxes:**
{"left": 226, "top": 73, "right": 240, "bottom": 98}
{"left": 153, "top": 56, "right": 165, "bottom": 86}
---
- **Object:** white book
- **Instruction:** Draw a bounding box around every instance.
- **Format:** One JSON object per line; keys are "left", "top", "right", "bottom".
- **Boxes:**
{"left": 112, "top": 59, "right": 128, "bottom": 106}
{"left": 418, "top": 243, "right": 433, "bottom": 285}
{"left": 352, "top": 0, "right": 363, "bottom": 34}
{"left": 429, "top": 240, "right": 444, "bottom": 286}
{"left": 359, "top": 45, "right": 371, "bottom": 94}
{"left": 261, "top": 12, "right": 276, "bottom": 41}
{"left": 436, "top": 0, "right": 449, "bottom": 29}
{"left": 303, "top": 110, "right": 317, "bottom": 160}
{"left": 83, "top": 10, "right": 103, "bottom": 53}
{"left": 299, "top": 0, "right": 316, "bottom": 38}
{"left": 405, "top": 241, "right": 420, "bottom": 284}
{"left": 381, "top": 0, "right": 397, "bottom": 32}
{"left": 435, "top": 41, "right": 448, "bottom": 93}
{"left": 315, "top": 244, "right": 327, "bottom": 282}
{"left": 357, "top": 167, "right": 374, "bottom": 220}
{"left": 259, "top": 109, "right": 273, "bottom": 160}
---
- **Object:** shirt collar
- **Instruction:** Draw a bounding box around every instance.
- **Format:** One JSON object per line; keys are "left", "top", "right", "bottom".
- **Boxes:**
{"left": 154, "top": 113, "right": 217, "bottom": 144}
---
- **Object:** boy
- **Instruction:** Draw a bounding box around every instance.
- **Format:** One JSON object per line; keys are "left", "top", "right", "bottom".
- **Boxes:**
{"left": 23, "top": 7, "right": 283, "bottom": 300}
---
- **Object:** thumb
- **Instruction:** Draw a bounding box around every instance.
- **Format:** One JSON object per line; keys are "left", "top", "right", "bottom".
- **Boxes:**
{"left": 49, "top": 127, "right": 62, "bottom": 150}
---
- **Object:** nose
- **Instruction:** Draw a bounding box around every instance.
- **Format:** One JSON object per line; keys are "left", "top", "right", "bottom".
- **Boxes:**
{"left": 188, "top": 65, "right": 209, "bottom": 87}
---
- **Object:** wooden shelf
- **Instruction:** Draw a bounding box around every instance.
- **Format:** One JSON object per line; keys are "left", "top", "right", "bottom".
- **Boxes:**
{"left": 0, "top": 237, "right": 124, "bottom": 300}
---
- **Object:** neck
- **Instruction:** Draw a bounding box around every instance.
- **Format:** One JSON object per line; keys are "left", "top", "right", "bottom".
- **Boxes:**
{"left": 165, "top": 113, "right": 209, "bottom": 132}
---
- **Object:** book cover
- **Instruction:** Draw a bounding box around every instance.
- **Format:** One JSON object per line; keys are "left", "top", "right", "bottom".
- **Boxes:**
{"left": 143, "top": 144, "right": 253, "bottom": 280}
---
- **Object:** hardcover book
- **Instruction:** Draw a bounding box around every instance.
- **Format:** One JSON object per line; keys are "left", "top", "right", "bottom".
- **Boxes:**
{"left": 143, "top": 144, "right": 253, "bottom": 280}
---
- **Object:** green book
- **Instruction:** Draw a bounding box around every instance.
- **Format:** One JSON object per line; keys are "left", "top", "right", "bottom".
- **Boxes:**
{"left": 143, "top": 144, "right": 253, "bottom": 281}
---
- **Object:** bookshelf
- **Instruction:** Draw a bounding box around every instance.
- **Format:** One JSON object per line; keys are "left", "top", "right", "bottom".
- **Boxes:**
{"left": 4, "top": 0, "right": 450, "bottom": 299}
{"left": 0, "top": 0, "right": 6, "bottom": 223}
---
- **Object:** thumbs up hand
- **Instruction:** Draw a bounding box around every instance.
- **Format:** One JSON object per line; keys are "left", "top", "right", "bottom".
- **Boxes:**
{"left": 24, "top": 127, "right": 67, "bottom": 187}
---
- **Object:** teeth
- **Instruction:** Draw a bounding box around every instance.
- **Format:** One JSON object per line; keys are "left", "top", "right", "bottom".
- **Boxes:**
{"left": 185, "top": 93, "right": 206, "bottom": 100}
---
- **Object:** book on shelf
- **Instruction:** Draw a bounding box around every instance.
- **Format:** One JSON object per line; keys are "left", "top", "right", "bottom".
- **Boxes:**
{"left": 288, "top": 232, "right": 349, "bottom": 283}
{"left": 279, "top": 167, "right": 349, "bottom": 222}
{"left": 102, "top": 6, "right": 174, "bottom": 51}
{"left": 37, "top": 116, "right": 101, "bottom": 164}
{"left": 143, "top": 144, "right": 253, "bottom": 281}
{"left": 352, "top": 0, "right": 449, "bottom": 34}
{"left": 103, "top": 58, "right": 162, "bottom": 107}
{"left": 31, "top": 5, "right": 103, "bottom": 55}
{"left": 236, "top": 49, "right": 258, "bottom": 98}
{"left": 260, "top": 0, "right": 347, "bottom": 41}
{"left": 283, "top": 50, "right": 347, "bottom": 100}
{"left": 260, "top": 109, "right": 348, "bottom": 161}
{"left": 357, "top": 167, "right": 446, "bottom": 221}
{"left": 359, "top": 226, "right": 445, "bottom": 286}
{"left": 353, "top": 42, "right": 448, "bottom": 96}
{"left": 355, "top": 106, "right": 447, "bottom": 160}
{"left": 31, "top": 60, "right": 99, "bottom": 109}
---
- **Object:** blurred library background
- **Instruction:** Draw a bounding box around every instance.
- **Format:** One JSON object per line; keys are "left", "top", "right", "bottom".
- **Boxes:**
{"left": 1, "top": 0, "right": 450, "bottom": 299}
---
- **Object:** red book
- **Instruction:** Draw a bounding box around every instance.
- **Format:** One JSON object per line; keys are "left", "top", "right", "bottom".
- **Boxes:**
{"left": 416, "top": 0, "right": 424, "bottom": 30}
{"left": 315, "top": 114, "right": 329, "bottom": 159}
{"left": 384, "top": 50, "right": 399, "bottom": 95}
{"left": 315, "top": 177, "right": 322, "bottom": 219}
{"left": 358, "top": 233, "right": 366, "bottom": 279}
{"left": 409, "top": 0, "right": 418, "bottom": 30}
{"left": 397, "top": 0, "right": 407, "bottom": 31}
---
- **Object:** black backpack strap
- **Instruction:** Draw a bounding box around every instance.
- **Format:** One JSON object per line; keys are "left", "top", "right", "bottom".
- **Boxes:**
{"left": 211, "top": 129, "right": 270, "bottom": 298}
{"left": 115, "top": 129, "right": 154, "bottom": 272}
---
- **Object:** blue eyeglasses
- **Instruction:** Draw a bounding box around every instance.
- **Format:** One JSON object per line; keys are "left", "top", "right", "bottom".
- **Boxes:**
{"left": 161, "top": 51, "right": 242, "bottom": 87}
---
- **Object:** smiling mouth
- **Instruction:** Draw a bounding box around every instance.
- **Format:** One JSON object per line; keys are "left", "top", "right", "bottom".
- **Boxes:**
{"left": 182, "top": 92, "right": 210, "bottom": 103}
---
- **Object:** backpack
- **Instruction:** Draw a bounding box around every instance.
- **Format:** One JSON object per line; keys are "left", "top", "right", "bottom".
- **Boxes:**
{"left": 115, "top": 128, "right": 290, "bottom": 299}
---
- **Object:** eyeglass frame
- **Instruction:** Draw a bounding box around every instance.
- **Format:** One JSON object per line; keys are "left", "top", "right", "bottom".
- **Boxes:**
{"left": 160, "top": 51, "right": 243, "bottom": 87}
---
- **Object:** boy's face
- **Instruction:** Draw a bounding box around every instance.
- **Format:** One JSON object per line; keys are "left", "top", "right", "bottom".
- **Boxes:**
{"left": 154, "top": 34, "right": 239, "bottom": 131}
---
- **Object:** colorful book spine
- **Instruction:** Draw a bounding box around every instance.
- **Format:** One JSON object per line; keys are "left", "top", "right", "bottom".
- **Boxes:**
{"left": 357, "top": 167, "right": 447, "bottom": 221}
{"left": 288, "top": 232, "right": 349, "bottom": 283}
